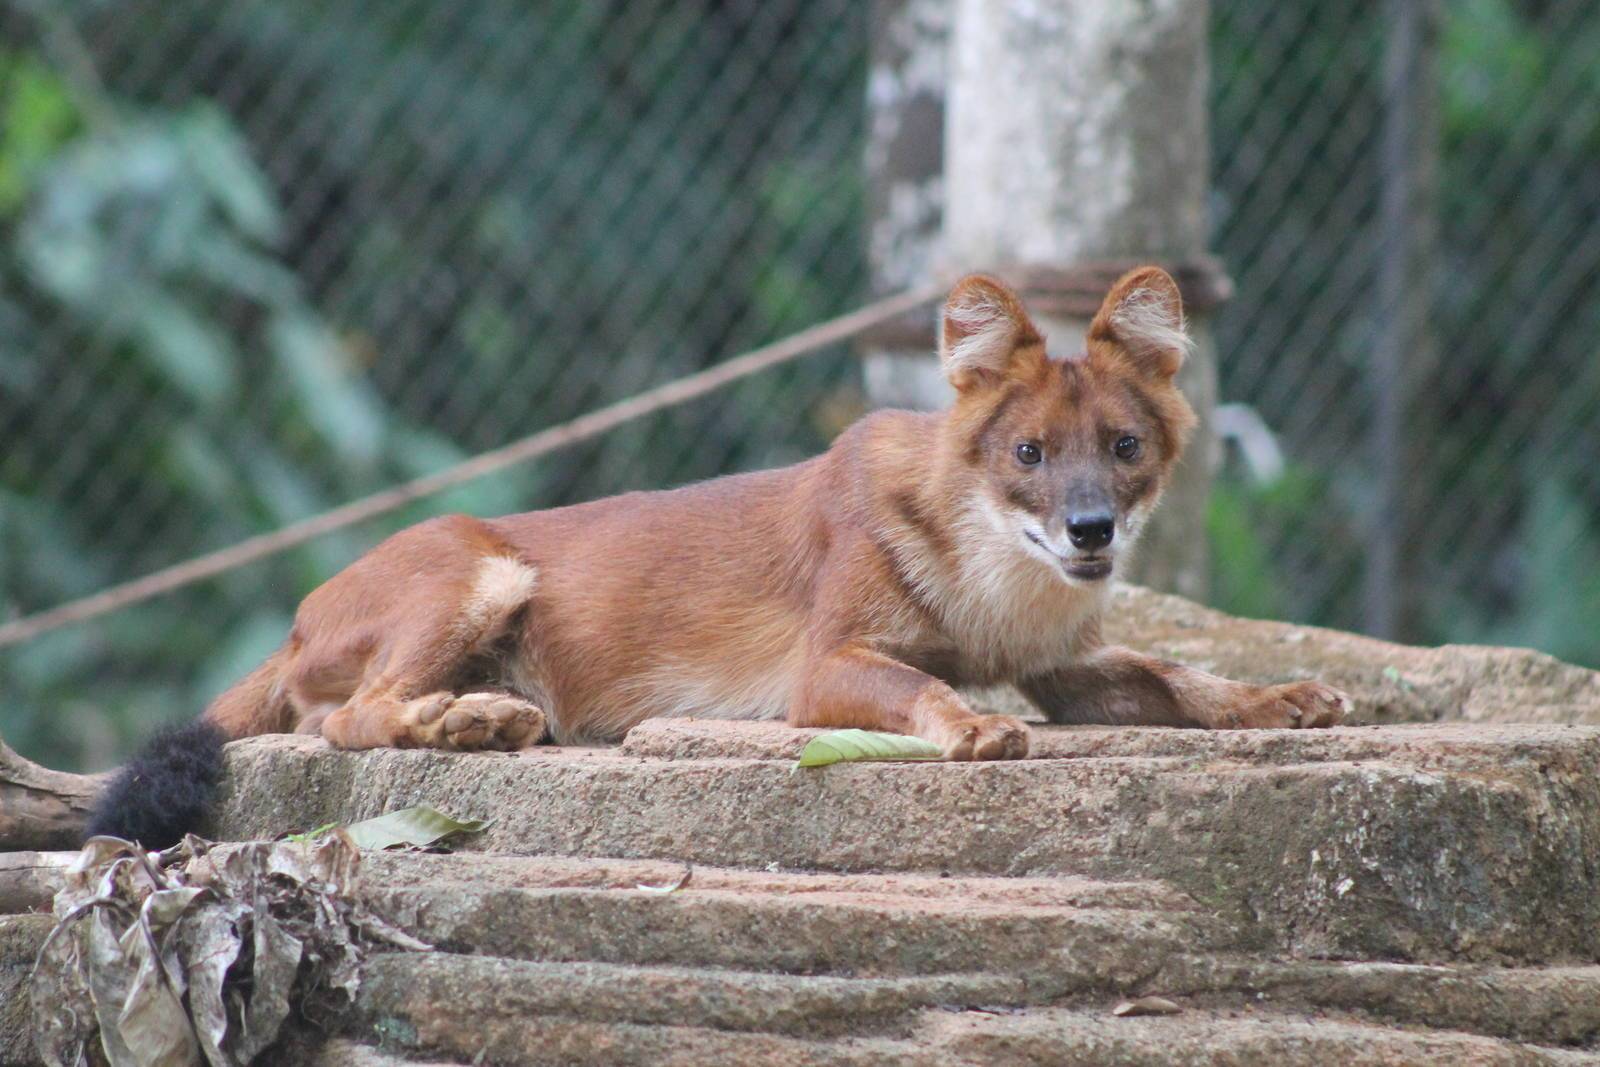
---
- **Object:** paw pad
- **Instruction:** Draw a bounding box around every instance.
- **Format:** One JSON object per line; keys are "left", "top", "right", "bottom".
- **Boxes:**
{"left": 400, "top": 692, "right": 547, "bottom": 751}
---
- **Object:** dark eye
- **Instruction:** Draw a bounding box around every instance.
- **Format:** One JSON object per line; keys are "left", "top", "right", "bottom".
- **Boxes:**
{"left": 1114, "top": 436, "right": 1141, "bottom": 461}
{"left": 1015, "top": 442, "right": 1042, "bottom": 465}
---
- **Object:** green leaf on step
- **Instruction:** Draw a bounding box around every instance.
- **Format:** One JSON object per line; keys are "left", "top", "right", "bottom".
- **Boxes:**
{"left": 293, "top": 806, "right": 492, "bottom": 851}
{"left": 284, "top": 822, "right": 337, "bottom": 843}
{"left": 794, "top": 729, "right": 942, "bottom": 769}
{"left": 1381, "top": 665, "right": 1414, "bottom": 692}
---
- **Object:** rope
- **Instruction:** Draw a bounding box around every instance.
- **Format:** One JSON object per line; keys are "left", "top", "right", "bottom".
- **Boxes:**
{"left": 0, "top": 281, "right": 946, "bottom": 650}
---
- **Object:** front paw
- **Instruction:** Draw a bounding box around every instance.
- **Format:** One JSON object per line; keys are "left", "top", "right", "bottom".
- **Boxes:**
{"left": 1226, "top": 681, "right": 1352, "bottom": 729}
{"left": 941, "top": 714, "right": 1031, "bottom": 760}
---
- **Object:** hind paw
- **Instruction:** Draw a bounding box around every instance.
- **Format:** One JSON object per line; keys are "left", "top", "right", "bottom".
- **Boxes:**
{"left": 399, "top": 692, "right": 547, "bottom": 751}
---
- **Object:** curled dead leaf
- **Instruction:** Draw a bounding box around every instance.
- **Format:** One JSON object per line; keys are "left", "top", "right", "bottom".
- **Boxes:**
{"left": 636, "top": 865, "right": 693, "bottom": 894}
{"left": 1112, "top": 995, "right": 1183, "bottom": 1017}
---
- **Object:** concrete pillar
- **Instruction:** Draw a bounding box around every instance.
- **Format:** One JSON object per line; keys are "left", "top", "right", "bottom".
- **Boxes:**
{"left": 863, "top": 0, "right": 1224, "bottom": 600}
{"left": 860, "top": 0, "right": 953, "bottom": 413}
{"left": 1367, "top": 0, "right": 1439, "bottom": 640}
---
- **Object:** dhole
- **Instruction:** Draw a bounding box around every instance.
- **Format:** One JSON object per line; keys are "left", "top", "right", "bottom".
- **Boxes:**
{"left": 90, "top": 268, "right": 1350, "bottom": 845}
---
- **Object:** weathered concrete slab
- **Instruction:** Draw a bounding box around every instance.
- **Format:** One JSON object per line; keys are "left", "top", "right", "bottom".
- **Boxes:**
{"left": 361, "top": 856, "right": 1212, "bottom": 994}
{"left": 620, "top": 716, "right": 1600, "bottom": 766}
{"left": 344, "top": 993, "right": 1599, "bottom": 1067}
{"left": 11, "top": 849, "right": 1600, "bottom": 1066}
{"left": 349, "top": 853, "right": 1600, "bottom": 1048}
{"left": 910, "top": 1007, "right": 1600, "bottom": 1067}
{"left": 1104, "top": 585, "right": 1600, "bottom": 725}
{"left": 1224, "top": 961, "right": 1600, "bottom": 1048}
{"left": 1, "top": 916, "right": 51, "bottom": 1066}
{"left": 358, "top": 954, "right": 1025, "bottom": 1039}
{"left": 357, "top": 851, "right": 1194, "bottom": 913}
{"left": 210, "top": 723, "right": 1600, "bottom": 963}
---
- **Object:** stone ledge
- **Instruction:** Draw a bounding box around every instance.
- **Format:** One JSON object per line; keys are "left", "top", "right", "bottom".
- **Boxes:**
{"left": 1102, "top": 585, "right": 1600, "bottom": 725}
{"left": 620, "top": 717, "right": 1600, "bottom": 766}
{"left": 208, "top": 722, "right": 1600, "bottom": 963}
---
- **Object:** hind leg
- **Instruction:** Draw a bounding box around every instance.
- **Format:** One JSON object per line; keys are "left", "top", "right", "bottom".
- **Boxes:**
{"left": 286, "top": 521, "right": 549, "bottom": 752}
{"left": 311, "top": 599, "right": 548, "bottom": 751}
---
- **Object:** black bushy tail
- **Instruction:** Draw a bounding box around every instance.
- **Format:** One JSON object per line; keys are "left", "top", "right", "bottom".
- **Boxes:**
{"left": 85, "top": 719, "right": 227, "bottom": 849}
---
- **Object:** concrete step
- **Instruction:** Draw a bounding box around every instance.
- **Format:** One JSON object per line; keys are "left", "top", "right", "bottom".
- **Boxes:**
{"left": 208, "top": 722, "right": 1600, "bottom": 963}
{"left": 355, "top": 954, "right": 1023, "bottom": 1040}
{"left": 905, "top": 1006, "right": 1600, "bottom": 1067}
{"left": 1, "top": 915, "right": 51, "bottom": 1066}
{"left": 338, "top": 985, "right": 1600, "bottom": 1067}
{"left": 1102, "top": 584, "right": 1600, "bottom": 726}
{"left": 346, "top": 852, "right": 1600, "bottom": 1052}
{"left": 10, "top": 862, "right": 1600, "bottom": 1066}
{"left": 1218, "top": 960, "right": 1600, "bottom": 1049}
{"left": 295, "top": 1042, "right": 462, "bottom": 1067}
{"left": 360, "top": 853, "right": 1215, "bottom": 992}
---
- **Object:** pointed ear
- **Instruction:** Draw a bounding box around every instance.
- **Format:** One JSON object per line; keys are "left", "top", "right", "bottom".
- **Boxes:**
{"left": 939, "top": 274, "right": 1044, "bottom": 390}
{"left": 1088, "top": 266, "right": 1191, "bottom": 379}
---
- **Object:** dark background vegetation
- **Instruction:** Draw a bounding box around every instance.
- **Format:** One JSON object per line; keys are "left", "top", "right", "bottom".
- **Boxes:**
{"left": 2, "top": 0, "right": 1598, "bottom": 770}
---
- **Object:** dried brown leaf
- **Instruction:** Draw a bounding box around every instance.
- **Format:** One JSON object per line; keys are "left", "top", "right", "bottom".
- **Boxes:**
{"left": 1112, "top": 995, "right": 1183, "bottom": 1017}
{"left": 636, "top": 866, "right": 693, "bottom": 894}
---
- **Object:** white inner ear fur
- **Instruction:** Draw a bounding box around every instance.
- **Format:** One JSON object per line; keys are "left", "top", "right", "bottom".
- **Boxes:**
{"left": 1110, "top": 286, "right": 1193, "bottom": 367}
{"left": 942, "top": 292, "right": 1021, "bottom": 379}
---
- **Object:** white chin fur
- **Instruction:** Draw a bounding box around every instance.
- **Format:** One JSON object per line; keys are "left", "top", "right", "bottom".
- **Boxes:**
{"left": 976, "top": 495, "right": 1125, "bottom": 585}
{"left": 1020, "top": 525, "right": 1118, "bottom": 585}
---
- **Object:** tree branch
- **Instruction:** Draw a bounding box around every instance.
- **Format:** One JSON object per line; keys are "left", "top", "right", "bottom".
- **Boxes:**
{"left": 0, "top": 736, "right": 103, "bottom": 852}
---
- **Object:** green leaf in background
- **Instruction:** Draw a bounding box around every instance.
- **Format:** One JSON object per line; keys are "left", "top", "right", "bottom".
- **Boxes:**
{"left": 388, "top": 428, "right": 536, "bottom": 519}
{"left": 180, "top": 103, "right": 282, "bottom": 243}
{"left": 196, "top": 611, "right": 294, "bottom": 703}
{"left": 0, "top": 52, "right": 79, "bottom": 215}
{"left": 294, "top": 805, "right": 492, "bottom": 851}
{"left": 794, "top": 729, "right": 942, "bottom": 769}
{"left": 270, "top": 311, "right": 386, "bottom": 465}
{"left": 131, "top": 290, "right": 240, "bottom": 405}
{"left": 284, "top": 823, "right": 337, "bottom": 843}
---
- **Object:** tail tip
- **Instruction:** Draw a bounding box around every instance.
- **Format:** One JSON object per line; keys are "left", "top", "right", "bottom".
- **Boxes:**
{"left": 85, "top": 719, "right": 228, "bottom": 849}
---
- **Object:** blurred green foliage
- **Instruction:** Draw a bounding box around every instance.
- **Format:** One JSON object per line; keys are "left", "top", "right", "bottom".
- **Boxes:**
{"left": 0, "top": 2, "right": 865, "bottom": 770}
{"left": 0, "top": 46, "right": 536, "bottom": 768}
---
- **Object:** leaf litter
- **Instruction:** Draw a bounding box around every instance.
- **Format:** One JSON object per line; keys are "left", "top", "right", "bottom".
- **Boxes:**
{"left": 32, "top": 831, "right": 430, "bottom": 1067}
{"left": 286, "top": 805, "right": 491, "bottom": 851}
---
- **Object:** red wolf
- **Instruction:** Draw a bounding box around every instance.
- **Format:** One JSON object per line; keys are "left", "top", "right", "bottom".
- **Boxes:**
{"left": 90, "top": 268, "right": 1349, "bottom": 846}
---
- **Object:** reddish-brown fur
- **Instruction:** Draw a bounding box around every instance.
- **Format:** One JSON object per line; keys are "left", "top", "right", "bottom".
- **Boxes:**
{"left": 204, "top": 269, "right": 1349, "bottom": 758}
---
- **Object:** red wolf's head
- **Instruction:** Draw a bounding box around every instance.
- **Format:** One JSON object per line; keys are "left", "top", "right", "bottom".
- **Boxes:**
{"left": 938, "top": 268, "right": 1197, "bottom": 584}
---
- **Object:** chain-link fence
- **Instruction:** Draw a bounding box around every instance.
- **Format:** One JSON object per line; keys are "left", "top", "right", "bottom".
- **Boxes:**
{"left": 1208, "top": 0, "right": 1600, "bottom": 664}
{"left": 0, "top": 0, "right": 872, "bottom": 768}
{"left": 3, "top": 0, "right": 1598, "bottom": 770}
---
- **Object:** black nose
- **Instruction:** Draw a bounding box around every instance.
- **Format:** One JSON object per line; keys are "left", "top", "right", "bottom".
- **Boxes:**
{"left": 1066, "top": 513, "right": 1115, "bottom": 551}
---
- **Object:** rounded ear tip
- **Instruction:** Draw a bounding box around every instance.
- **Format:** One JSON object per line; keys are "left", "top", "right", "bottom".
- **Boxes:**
{"left": 947, "top": 273, "right": 1015, "bottom": 302}
{"left": 1116, "top": 266, "right": 1182, "bottom": 307}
